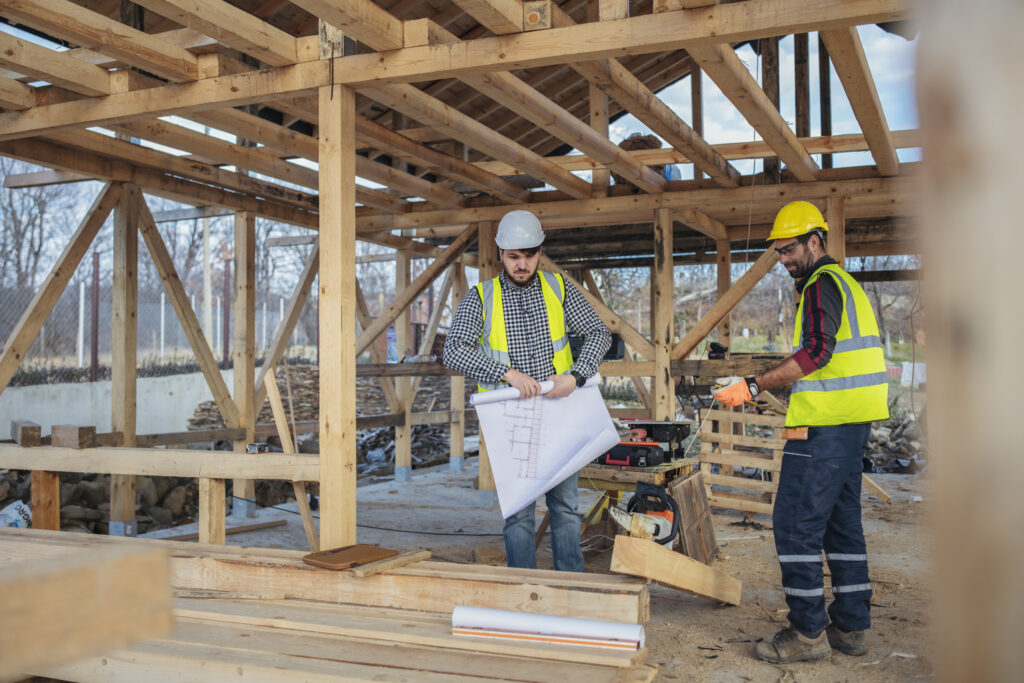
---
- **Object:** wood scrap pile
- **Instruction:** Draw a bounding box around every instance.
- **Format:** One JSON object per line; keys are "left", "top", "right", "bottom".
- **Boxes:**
{"left": 3, "top": 528, "right": 656, "bottom": 683}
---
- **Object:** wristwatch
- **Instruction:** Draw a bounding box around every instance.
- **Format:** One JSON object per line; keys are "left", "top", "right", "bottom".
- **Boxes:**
{"left": 570, "top": 370, "right": 586, "bottom": 387}
{"left": 745, "top": 376, "right": 761, "bottom": 397}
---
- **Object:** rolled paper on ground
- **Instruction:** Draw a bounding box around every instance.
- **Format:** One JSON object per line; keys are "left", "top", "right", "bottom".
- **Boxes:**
{"left": 451, "top": 605, "right": 644, "bottom": 650}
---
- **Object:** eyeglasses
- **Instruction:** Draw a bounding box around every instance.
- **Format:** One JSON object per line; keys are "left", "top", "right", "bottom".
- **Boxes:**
{"left": 774, "top": 233, "right": 813, "bottom": 257}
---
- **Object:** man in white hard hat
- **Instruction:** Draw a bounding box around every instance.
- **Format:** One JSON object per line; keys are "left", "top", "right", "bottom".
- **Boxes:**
{"left": 444, "top": 210, "right": 611, "bottom": 571}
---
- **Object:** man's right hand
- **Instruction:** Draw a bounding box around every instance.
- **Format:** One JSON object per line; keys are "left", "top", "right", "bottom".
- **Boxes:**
{"left": 503, "top": 369, "right": 542, "bottom": 398}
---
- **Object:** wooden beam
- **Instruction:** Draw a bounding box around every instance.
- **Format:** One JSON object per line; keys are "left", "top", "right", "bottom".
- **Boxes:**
{"left": 450, "top": 264, "right": 467, "bottom": 468}
{"left": 0, "top": 31, "right": 110, "bottom": 96}
{"left": 449, "top": 0, "right": 523, "bottom": 35}
{"left": 827, "top": 195, "right": 846, "bottom": 265}
{"left": 674, "top": 208, "right": 728, "bottom": 240}
{"left": 111, "top": 184, "right": 140, "bottom": 530}
{"left": 198, "top": 477, "right": 226, "bottom": 545}
{"left": 687, "top": 42, "right": 819, "bottom": 182}
{"left": 0, "top": 546, "right": 173, "bottom": 680}
{"left": 394, "top": 249, "right": 412, "bottom": 479}
{"left": 0, "top": 74, "right": 34, "bottom": 109}
{"left": 30, "top": 469, "right": 60, "bottom": 530}
{"left": 539, "top": 254, "right": 656, "bottom": 359}
{"left": 355, "top": 223, "right": 478, "bottom": 356}
{"left": 610, "top": 534, "right": 741, "bottom": 605}
{"left": 760, "top": 36, "right": 781, "bottom": 183}
{"left": 671, "top": 248, "right": 778, "bottom": 360}
{"left": 356, "top": 155, "right": 464, "bottom": 207}
{"left": 0, "top": 0, "right": 911, "bottom": 141}
{"left": 715, "top": 238, "right": 732, "bottom": 351}
{"left": 232, "top": 212, "right": 257, "bottom": 516}
{"left": 0, "top": 444, "right": 319, "bottom": 480}
{"left": 0, "top": 183, "right": 121, "bottom": 397}
{"left": 794, "top": 33, "right": 810, "bottom": 139}
{"left": 317, "top": 80, "right": 359, "bottom": 549}
{"left": 363, "top": 83, "right": 593, "bottom": 199}
{"left": 820, "top": 26, "right": 900, "bottom": 176}
{"left": 291, "top": 0, "right": 405, "bottom": 51}
{"left": 1, "top": 169, "right": 90, "bottom": 188}
{"left": 135, "top": 191, "right": 241, "bottom": 429}
{"left": 653, "top": 208, "right": 675, "bottom": 420}
{"left": 1, "top": 0, "right": 200, "bottom": 82}
{"left": 131, "top": 0, "right": 299, "bottom": 66}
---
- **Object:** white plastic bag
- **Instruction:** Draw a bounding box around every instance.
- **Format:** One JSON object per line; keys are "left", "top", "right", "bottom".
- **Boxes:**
{"left": 0, "top": 500, "right": 32, "bottom": 528}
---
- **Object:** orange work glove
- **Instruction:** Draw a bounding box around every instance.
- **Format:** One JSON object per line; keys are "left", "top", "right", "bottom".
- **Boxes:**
{"left": 713, "top": 377, "right": 752, "bottom": 407}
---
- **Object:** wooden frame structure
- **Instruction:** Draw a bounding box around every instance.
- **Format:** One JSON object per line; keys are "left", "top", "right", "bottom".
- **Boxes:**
{"left": 0, "top": 0, "right": 918, "bottom": 550}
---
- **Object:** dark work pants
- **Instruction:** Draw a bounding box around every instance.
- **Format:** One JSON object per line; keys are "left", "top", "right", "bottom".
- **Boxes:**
{"left": 773, "top": 423, "right": 873, "bottom": 636}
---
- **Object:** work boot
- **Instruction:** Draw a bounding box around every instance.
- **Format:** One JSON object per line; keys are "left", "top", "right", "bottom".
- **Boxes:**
{"left": 754, "top": 626, "right": 832, "bottom": 663}
{"left": 826, "top": 624, "right": 867, "bottom": 656}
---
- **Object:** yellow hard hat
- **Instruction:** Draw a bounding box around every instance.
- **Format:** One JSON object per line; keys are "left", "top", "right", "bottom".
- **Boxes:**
{"left": 768, "top": 201, "right": 829, "bottom": 241}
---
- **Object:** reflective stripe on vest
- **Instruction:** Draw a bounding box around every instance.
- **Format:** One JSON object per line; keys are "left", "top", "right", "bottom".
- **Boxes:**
{"left": 475, "top": 272, "right": 573, "bottom": 392}
{"left": 787, "top": 264, "right": 889, "bottom": 427}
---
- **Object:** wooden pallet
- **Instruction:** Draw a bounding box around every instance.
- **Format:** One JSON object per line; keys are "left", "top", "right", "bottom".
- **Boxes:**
{"left": 667, "top": 470, "right": 719, "bottom": 564}
{"left": 1, "top": 528, "right": 656, "bottom": 682}
{"left": 699, "top": 407, "right": 786, "bottom": 515}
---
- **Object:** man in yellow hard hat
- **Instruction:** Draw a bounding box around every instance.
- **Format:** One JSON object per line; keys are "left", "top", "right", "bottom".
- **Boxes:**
{"left": 715, "top": 201, "right": 889, "bottom": 663}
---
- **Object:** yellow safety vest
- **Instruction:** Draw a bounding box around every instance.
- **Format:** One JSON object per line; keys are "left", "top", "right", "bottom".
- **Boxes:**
{"left": 787, "top": 264, "right": 889, "bottom": 427}
{"left": 475, "top": 272, "right": 573, "bottom": 391}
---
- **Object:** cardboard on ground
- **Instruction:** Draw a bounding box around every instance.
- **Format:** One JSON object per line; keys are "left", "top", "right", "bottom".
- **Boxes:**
{"left": 471, "top": 375, "right": 620, "bottom": 518}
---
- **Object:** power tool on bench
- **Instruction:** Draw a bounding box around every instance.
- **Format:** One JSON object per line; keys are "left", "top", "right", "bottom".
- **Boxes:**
{"left": 593, "top": 419, "right": 691, "bottom": 467}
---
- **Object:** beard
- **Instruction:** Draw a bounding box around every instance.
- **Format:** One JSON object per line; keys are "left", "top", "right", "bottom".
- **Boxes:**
{"left": 504, "top": 264, "right": 537, "bottom": 287}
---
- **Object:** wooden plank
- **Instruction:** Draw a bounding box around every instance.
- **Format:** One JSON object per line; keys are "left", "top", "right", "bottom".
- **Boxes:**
{"left": 699, "top": 448, "right": 782, "bottom": 472}
{"left": 449, "top": 0, "right": 524, "bottom": 34}
{"left": 699, "top": 432, "right": 785, "bottom": 449}
{"left": 1, "top": 0, "right": 199, "bottom": 82}
{"left": 671, "top": 249, "right": 778, "bottom": 360}
{"left": 394, "top": 249, "right": 413, "bottom": 478}
{"left": 354, "top": 279, "right": 402, "bottom": 413}
{"left": 51, "top": 424, "right": 96, "bottom": 449}
{"left": 828, "top": 195, "right": 847, "bottom": 265}
{"left": 351, "top": 549, "right": 432, "bottom": 577}
{"left": 703, "top": 471, "right": 778, "bottom": 494}
{"left": 653, "top": 208, "right": 675, "bottom": 419}
{"left": 318, "top": 81, "right": 359, "bottom": 549}
{"left": 161, "top": 519, "right": 288, "bottom": 542}
{"left": 707, "top": 492, "right": 773, "bottom": 516}
{"left": 10, "top": 419, "right": 41, "bottom": 447}
{"left": 232, "top": 211, "right": 257, "bottom": 516}
{"left": 715, "top": 237, "right": 732, "bottom": 350}
{"left": 132, "top": 0, "right": 298, "bottom": 66}
{"left": 667, "top": 471, "right": 718, "bottom": 565}
{"left": 0, "top": 31, "right": 109, "bottom": 96}
{"left": 580, "top": 460, "right": 696, "bottom": 486}
{"left": 292, "top": 0, "right": 405, "bottom": 51}
{"left": 0, "top": 546, "right": 172, "bottom": 680}
{"left": 861, "top": 473, "right": 891, "bottom": 503}
{"left": 610, "top": 535, "right": 741, "bottom": 605}
{"left": 0, "top": 74, "right": 34, "bottom": 109}
{"left": 0, "top": 529, "right": 648, "bottom": 624}
{"left": 0, "top": 444, "right": 320, "bottom": 480}
{"left": 111, "top": 184, "right": 140, "bottom": 528}
{"left": 135, "top": 190, "right": 240, "bottom": 429}
{"left": 0, "top": 183, "right": 120, "bottom": 397}
{"left": 700, "top": 408, "right": 787, "bottom": 427}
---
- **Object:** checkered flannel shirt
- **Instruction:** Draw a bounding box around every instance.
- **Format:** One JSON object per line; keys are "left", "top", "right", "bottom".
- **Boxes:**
{"left": 443, "top": 270, "right": 611, "bottom": 385}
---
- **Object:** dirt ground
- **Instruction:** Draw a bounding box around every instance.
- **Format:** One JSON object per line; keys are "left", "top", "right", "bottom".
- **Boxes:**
{"left": 143, "top": 463, "right": 934, "bottom": 681}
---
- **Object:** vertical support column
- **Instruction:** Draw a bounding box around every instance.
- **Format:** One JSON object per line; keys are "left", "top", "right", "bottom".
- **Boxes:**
{"left": 476, "top": 221, "right": 499, "bottom": 507}
{"left": 587, "top": 0, "right": 610, "bottom": 194}
{"left": 652, "top": 209, "right": 675, "bottom": 420}
{"left": 716, "top": 238, "right": 732, "bottom": 352}
{"left": 394, "top": 249, "right": 413, "bottom": 483}
{"left": 826, "top": 197, "right": 846, "bottom": 266}
{"left": 794, "top": 33, "right": 810, "bottom": 139}
{"left": 761, "top": 37, "right": 780, "bottom": 183}
{"left": 232, "top": 212, "right": 256, "bottom": 518}
{"left": 110, "top": 185, "right": 138, "bottom": 536}
{"left": 318, "top": 23, "right": 358, "bottom": 549}
{"left": 449, "top": 263, "right": 468, "bottom": 472}
{"left": 691, "top": 64, "right": 704, "bottom": 180}
{"left": 819, "top": 35, "right": 833, "bottom": 169}
{"left": 198, "top": 478, "right": 226, "bottom": 545}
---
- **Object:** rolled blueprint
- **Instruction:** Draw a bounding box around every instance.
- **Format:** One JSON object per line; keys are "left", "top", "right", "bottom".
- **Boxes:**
{"left": 451, "top": 605, "right": 644, "bottom": 650}
{"left": 469, "top": 374, "right": 602, "bottom": 406}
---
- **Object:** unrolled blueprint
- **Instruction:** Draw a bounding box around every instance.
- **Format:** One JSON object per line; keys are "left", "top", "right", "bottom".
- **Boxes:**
{"left": 470, "top": 374, "right": 620, "bottom": 518}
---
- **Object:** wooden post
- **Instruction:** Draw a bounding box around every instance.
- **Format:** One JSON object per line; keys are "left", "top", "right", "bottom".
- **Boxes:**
{"left": 110, "top": 185, "right": 139, "bottom": 536}
{"left": 794, "top": 33, "right": 810, "bottom": 139}
{"left": 449, "top": 263, "right": 467, "bottom": 471}
{"left": 30, "top": 469, "right": 60, "bottom": 530}
{"left": 691, "top": 63, "right": 703, "bottom": 180}
{"left": 233, "top": 212, "right": 257, "bottom": 519}
{"left": 715, "top": 238, "right": 732, "bottom": 352}
{"left": 761, "top": 36, "right": 780, "bottom": 183}
{"left": 587, "top": 0, "right": 609, "bottom": 193}
{"left": 826, "top": 196, "right": 846, "bottom": 266}
{"left": 394, "top": 248, "right": 413, "bottom": 483}
{"left": 198, "top": 477, "right": 226, "bottom": 545}
{"left": 476, "top": 221, "right": 498, "bottom": 505}
{"left": 652, "top": 209, "right": 675, "bottom": 420}
{"left": 318, "top": 24, "right": 358, "bottom": 549}
{"left": 819, "top": 34, "right": 833, "bottom": 169}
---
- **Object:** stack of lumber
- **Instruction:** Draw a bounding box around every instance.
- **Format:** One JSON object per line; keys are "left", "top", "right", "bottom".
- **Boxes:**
{"left": 0, "top": 528, "right": 655, "bottom": 682}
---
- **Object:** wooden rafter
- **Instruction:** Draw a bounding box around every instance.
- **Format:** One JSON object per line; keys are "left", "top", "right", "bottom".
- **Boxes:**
{"left": 820, "top": 26, "right": 900, "bottom": 176}
{"left": 0, "top": 31, "right": 110, "bottom": 96}
{"left": 290, "top": 0, "right": 404, "bottom": 50}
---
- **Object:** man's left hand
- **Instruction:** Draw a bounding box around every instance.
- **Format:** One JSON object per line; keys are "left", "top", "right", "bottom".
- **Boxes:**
{"left": 713, "top": 377, "right": 752, "bottom": 407}
{"left": 545, "top": 374, "right": 577, "bottom": 399}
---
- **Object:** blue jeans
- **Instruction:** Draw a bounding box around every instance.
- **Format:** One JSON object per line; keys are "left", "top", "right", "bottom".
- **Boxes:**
{"left": 503, "top": 472, "right": 584, "bottom": 572}
{"left": 773, "top": 423, "right": 873, "bottom": 636}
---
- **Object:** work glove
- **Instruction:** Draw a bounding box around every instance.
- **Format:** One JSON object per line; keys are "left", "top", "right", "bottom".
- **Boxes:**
{"left": 713, "top": 376, "right": 759, "bottom": 407}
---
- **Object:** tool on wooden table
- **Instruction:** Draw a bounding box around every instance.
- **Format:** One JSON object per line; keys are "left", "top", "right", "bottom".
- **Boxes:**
{"left": 610, "top": 482, "right": 680, "bottom": 547}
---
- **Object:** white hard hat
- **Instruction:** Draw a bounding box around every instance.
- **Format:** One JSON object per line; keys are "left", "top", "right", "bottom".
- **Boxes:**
{"left": 496, "top": 210, "right": 545, "bottom": 250}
